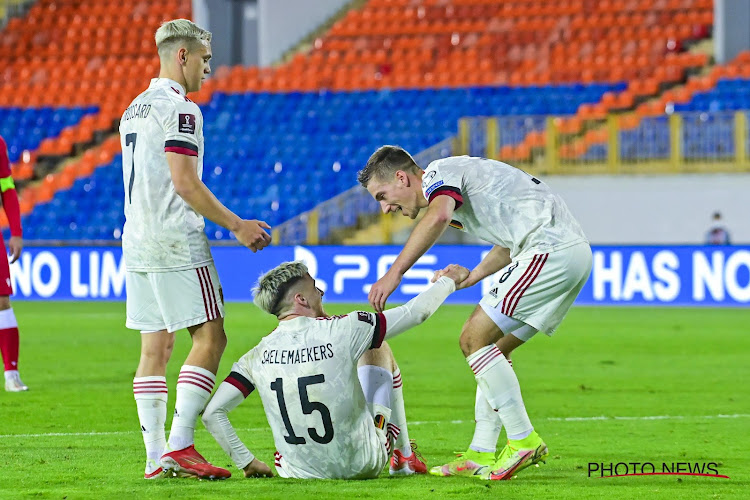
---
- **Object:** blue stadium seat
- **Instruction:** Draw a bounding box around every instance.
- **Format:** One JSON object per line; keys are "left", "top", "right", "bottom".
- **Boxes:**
{"left": 19, "top": 83, "right": 623, "bottom": 240}
{"left": 0, "top": 106, "right": 98, "bottom": 162}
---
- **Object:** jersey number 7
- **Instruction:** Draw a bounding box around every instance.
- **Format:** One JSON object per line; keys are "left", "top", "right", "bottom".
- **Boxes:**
{"left": 271, "top": 374, "right": 334, "bottom": 445}
{"left": 125, "top": 133, "right": 137, "bottom": 204}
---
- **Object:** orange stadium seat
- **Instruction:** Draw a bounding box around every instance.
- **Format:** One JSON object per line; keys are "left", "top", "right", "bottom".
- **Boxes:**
{"left": 0, "top": 0, "right": 191, "bottom": 177}
{"left": 0, "top": 0, "right": 732, "bottom": 227}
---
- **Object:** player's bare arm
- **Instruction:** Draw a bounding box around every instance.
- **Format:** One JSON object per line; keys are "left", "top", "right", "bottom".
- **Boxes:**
{"left": 369, "top": 195, "right": 456, "bottom": 312}
{"left": 167, "top": 152, "right": 272, "bottom": 252}
{"left": 432, "top": 246, "right": 511, "bottom": 290}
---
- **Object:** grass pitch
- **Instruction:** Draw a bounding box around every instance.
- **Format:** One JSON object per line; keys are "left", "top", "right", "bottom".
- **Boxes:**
{"left": 1, "top": 302, "right": 748, "bottom": 499}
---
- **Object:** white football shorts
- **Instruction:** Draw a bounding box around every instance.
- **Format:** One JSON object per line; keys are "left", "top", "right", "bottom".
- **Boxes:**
{"left": 275, "top": 406, "right": 390, "bottom": 479}
{"left": 344, "top": 407, "right": 390, "bottom": 479}
{"left": 125, "top": 263, "right": 224, "bottom": 333}
{"left": 480, "top": 241, "right": 592, "bottom": 335}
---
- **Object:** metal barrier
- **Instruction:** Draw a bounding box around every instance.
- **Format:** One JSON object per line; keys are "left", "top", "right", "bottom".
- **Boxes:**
{"left": 0, "top": 0, "right": 34, "bottom": 28}
{"left": 466, "top": 111, "right": 750, "bottom": 175}
{"left": 273, "top": 137, "right": 455, "bottom": 245}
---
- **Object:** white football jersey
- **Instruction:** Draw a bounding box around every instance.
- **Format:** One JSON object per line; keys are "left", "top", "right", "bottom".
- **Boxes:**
{"left": 226, "top": 311, "right": 388, "bottom": 479}
{"left": 119, "top": 78, "right": 212, "bottom": 272}
{"left": 421, "top": 156, "right": 587, "bottom": 259}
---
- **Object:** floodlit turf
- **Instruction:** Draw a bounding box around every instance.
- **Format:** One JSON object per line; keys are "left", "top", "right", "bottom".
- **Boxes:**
{"left": 1, "top": 302, "right": 748, "bottom": 499}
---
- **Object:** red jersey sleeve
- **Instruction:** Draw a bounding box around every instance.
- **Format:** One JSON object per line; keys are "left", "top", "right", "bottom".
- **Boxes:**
{"left": 0, "top": 136, "right": 22, "bottom": 237}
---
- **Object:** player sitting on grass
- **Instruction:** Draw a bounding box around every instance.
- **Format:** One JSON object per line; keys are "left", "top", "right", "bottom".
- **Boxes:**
{"left": 202, "top": 260, "right": 467, "bottom": 479}
{"left": 360, "top": 147, "right": 592, "bottom": 480}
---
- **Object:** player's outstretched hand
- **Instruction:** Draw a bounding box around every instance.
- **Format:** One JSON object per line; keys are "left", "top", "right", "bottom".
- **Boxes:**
{"left": 369, "top": 270, "right": 401, "bottom": 313}
{"left": 243, "top": 458, "right": 274, "bottom": 478}
{"left": 233, "top": 219, "right": 272, "bottom": 252}
{"left": 432, "top": 264, "right": 471, "bottom": 288}
{"left": 8, "top": 236, "right": 22, "bottom": 264}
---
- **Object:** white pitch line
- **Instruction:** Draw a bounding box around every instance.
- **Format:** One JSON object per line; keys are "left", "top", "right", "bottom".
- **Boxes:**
{"left": 0, "top": 427, "right": 270, "bottom": 439}
{"left": 545, "top": 413, "right": 750, "bottom": 422}
{"left": 1, "top": 414, "right": 748, "bottom": 440}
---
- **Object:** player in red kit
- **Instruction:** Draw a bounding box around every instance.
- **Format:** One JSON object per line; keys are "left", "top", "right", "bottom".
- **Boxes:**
{"left": 0, "top": 135, "right": 26, "bottom": 392}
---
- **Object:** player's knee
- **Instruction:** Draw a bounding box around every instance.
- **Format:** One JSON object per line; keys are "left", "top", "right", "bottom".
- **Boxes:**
{"left": 162, "top": 342, "right": 175, "bottom": 365}
{"left": 200, "top": 331, "right": 227, "bottom": 357}
{"left": 459, "top": 324, "right": 494, "bottom": 357}
{"left": 358, "top": 341, "right": 392, "bottom": 370}
{"left": 141, "top": 347, "right": 169, "bottom": 365}
{"left": 192, "top": 321, "right": 227, "bottom": 350}
{"left": 458, "top": 329, "right": 475, "bottom": 357}
{"left": 215, "top": 329, "right": 228, "bottom": 351}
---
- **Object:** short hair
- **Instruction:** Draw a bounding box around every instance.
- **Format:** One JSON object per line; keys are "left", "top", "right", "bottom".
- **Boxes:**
{"left": 357, "top": 145, "right": 420, "bottom": 188}
{"left": 252, "top": 261, "right": 309, "bottom": 316}
{"left": 155, "top": 19, "right": 212, "bottom": 57}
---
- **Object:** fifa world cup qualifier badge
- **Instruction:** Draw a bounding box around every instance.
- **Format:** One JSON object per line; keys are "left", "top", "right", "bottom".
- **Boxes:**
{"left": 179, "top": 114, "right": 196, "bottom": 134}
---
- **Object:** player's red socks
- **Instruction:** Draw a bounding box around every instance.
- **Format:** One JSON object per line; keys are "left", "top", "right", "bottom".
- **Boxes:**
{"left": 0, "top": 308, "right": 20, "bottom": 372}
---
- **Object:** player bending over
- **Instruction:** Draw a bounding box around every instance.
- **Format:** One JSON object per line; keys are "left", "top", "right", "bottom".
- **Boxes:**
{"left": 202, "top": 261, "right": 467, "bottom": 479}
{"left": 359, "top": 147, "right": 592, "bottom": 480}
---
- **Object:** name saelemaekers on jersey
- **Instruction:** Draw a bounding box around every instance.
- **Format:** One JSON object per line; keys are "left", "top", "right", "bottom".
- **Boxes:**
{"left": 261, "top": 344, "right": 335, "bottom": 365}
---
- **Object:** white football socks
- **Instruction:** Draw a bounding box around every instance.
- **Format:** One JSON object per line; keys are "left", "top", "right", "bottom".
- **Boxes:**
{"left": 358, "top": 365, "right": 393, "bottom": 411}
{"left": 358, "top": 365, "right": 396, "bottom": 452}
{"left": 133, "top": 376, "right": 168, "bottom": 473}
{"left": 467, "top": 345, "right": 533, "bottom": 441}
{"left": 389, "top": 368, "right": 412, "bottom": 458}
{"left": 470, "top": 386, "right": 502, "bottom": 453}
{"left": 167, "top": 365, "right": 216, "bottom": 451}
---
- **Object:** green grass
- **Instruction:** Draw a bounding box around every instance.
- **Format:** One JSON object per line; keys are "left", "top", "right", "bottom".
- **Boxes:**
{"left": 1, "top": 302, "right": 748, "bottom": 499}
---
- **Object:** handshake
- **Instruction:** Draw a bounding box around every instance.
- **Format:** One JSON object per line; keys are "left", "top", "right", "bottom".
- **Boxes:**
{"left": 431, "top": 264, "right": 471, "bottom": 289}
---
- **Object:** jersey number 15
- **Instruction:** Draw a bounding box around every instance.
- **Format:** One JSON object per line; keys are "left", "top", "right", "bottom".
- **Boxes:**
{"left": 271, "top": 375, "right": 334, "bottom": 445}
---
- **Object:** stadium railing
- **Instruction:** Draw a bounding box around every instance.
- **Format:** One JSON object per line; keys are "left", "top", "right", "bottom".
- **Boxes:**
{"left": 273, "top": 137, "right": 455, "bottom": 246}
{"left": 0, "top": 0, "right": 33, "bottom": 28}
{"left": 464, "top": 111, "right": 750, "bottom": 175}
{"left": 273, "top": 109, "right": 750, "bottom": 246}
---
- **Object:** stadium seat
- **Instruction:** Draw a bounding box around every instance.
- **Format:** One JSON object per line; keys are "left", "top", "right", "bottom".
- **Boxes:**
{"left": 0, "top": 0, "right": 726, "bottom": 240}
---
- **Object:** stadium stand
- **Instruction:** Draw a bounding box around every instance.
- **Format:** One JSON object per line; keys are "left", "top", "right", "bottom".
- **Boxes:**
{"left": 552, "top": 50, "right": 750, "bottom": 163}
{"left": 0, "top": 0, "right": 739, "bottom": 243}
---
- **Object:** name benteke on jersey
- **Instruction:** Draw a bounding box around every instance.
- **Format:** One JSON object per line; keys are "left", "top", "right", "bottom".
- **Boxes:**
{"left": 261, "top": 343, "right": 335, "bottom": 365}
{"left": 122, "top": 103, "right": 152, "bottom": 121}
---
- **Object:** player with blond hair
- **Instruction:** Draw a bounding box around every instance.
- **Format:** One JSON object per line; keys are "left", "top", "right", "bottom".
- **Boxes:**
{"left": 119, "top": 19, "right": 271, "bottom": 480}
{"left": 360, "top": 146, "right": 591, "bottom": 480}
{"left": 202, "top": 261, "right": 468, "bottom": 479}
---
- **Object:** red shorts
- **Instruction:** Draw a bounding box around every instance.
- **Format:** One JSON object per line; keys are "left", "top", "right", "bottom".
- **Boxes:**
{"left": 0, "top": 238, "right": 12, "bottom": 295}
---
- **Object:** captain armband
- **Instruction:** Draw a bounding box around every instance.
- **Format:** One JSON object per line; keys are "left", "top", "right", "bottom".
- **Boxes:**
{"left": 0, "top": 176, "right": 15, "bottom": 192}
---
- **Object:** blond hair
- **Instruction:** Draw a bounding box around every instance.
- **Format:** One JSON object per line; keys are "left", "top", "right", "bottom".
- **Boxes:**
{"left": 357, "top": 145, "right": 420, "bottom": 187}
{"left": 252, "top": 261, "right": 309, "bottom": 316}
{"left": 155, "top": 19, "right": 212, "bottom": 57}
